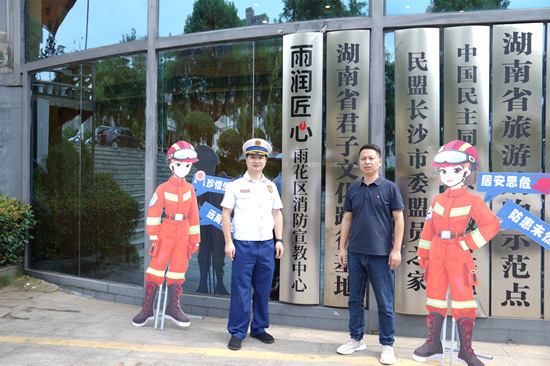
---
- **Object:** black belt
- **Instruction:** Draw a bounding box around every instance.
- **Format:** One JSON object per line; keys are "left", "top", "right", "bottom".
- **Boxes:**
{"left": 165, "top": 214, "right": 188, "bottom": 221}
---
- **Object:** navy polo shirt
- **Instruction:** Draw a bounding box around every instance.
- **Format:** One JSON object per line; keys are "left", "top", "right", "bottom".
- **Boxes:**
{"left": 343, "top": 176, "right": 404, "bottom": 256}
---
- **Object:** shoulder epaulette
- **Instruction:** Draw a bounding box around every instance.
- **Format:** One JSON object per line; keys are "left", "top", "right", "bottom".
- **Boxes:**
{"left": 231, "top": 174, "right": 243, "bottom": 182}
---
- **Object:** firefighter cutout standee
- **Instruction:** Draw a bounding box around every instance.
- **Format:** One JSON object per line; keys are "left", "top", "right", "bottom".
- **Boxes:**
{"left": 132, "top": 141, "right": 201, "bottom": 329}
{"left": 413, "top": 141, "right": 500, "bottom": 366}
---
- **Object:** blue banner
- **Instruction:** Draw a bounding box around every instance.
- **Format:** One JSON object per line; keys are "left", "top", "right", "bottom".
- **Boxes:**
{"left": 477, "top": 172, "right": 549, "bottom": 201}
{"left": 497, "top": 200, "right": 550, "bottom": 252}
{"left": 198, "top": 202, "right": 223, "bottom": 231}
{"left": 192, "top": 170, "right": 230, "bottom": 197}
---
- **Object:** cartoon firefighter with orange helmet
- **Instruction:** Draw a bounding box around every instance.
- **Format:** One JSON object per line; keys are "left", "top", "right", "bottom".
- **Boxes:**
{"left": 132, "top": 141, "right": 200, "bottom": 328}
{"left": 413, "top": 141, "right": 500, "bottom": 366}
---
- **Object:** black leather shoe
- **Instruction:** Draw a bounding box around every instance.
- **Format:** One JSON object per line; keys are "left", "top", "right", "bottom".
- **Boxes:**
{"left": 250, "top": 331, "right": 274, "bottom": 344}
{"left": 228, "top": 336, "right": 242, "bottom": 350}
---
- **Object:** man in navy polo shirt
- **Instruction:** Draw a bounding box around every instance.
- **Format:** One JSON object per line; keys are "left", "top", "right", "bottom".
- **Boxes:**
{"left": 336, "top": 144, "right": 404, "bottom": 365}
{"left": 221, "top": 138, "right": 284, "bottom": 351}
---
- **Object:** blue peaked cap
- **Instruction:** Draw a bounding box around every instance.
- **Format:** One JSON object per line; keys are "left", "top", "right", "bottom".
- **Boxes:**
{"left": 243, "top": 138, "right": 272, "bottom": 156}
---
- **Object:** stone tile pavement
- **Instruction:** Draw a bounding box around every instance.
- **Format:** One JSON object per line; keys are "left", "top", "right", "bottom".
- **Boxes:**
{"left": 0, "top": 290, "right": 549, "bottom": 365}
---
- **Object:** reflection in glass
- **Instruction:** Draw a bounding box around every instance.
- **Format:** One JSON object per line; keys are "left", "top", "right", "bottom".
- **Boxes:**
{"left": 387, "top": 0, "right": 547, "bottom": 16}
{"left": 384, "top": 31, "right": 397, "bottom": 181}
{"left": 26, "top": 0, "right": 147, "bottom": 61}
{"left": 160, "top": 0, "right": 368, "bottom": 37}
{"left": 158, "top": 39, "right": 283, "bottom": 294}
{"left": 0, "top": 0, "right": 10, "bottom": 70}
{"left": 279, "top": 0, "right": 368, "bottom": 21}
{"left": 30, "top": 55, "right": 146, "bottom": 286}
{"left": 161, "top": 0, "right": 277, "bottom": 37}
{"left": 425, "top": 0, "right": 510, "bottom": 12}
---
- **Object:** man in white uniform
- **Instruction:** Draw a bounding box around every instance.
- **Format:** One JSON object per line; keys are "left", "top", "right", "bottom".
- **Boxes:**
{"left": 221, "top": 138, "right": 284, "bottom": 351}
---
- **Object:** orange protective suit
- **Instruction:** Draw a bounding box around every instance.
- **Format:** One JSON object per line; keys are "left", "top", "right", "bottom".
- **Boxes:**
{"left": 145, "top": 175, "right": 200, "bottom": 286}
{"left": 416, "top": 187, "right": 500, "bottom": 320}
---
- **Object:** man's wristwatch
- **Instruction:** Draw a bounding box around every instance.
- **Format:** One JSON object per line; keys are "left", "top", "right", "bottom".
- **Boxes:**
{"left": 275, "top": 239, "right": 283, "bottom": 244}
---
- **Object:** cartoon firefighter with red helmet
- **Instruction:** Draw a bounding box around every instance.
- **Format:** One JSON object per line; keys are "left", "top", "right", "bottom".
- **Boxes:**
{"left": 413, "top": 141, "right": 500, "bottom": 366}
{"left": 132, "top": 141, "right": 200, "bottom": 328}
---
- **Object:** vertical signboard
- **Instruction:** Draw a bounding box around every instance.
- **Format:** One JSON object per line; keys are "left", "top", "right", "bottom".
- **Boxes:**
{"left": 545, "top": 24, "right": 550, "bottom": 320}
{"left": 324, "top": 30, "right": 370, "bottom": 307}
{"left": 491, "top": 23, "right": 543, "bottom": 318}
{"left": 280, "top": 32, "right": 323, "bottom": 304}
{"left": 443, "top": 26, "right": 490, "bottom": 168}
{"left": 443, "top": 26, "right": 492, "bottom": 316}
{"left": 394, "top": 28, "right": 440, "bottom": 315}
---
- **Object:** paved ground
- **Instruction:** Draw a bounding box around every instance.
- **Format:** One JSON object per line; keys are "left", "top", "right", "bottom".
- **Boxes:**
{"left": 0, "top": 284, "right": 549, "bottom": 366}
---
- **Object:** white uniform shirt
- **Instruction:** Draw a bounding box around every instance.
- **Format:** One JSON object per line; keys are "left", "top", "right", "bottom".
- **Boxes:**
{"left": 221, "top": 172, "right": 283, "bottom": 241}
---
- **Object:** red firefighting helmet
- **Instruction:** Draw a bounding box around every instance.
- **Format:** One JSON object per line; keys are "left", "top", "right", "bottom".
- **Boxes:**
{"left": 432, "top": 140, "right": 479, "bottom": 168}
{"left": 166, "top": 141, "right": 199, "bottom": 165}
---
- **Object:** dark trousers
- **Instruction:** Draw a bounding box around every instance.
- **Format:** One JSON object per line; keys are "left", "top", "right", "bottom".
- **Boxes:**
{"left": 347, "top": 252, "right": 395, "bottom": 346}
{"left": 227, "top": 239, "right": 275, "bottom": 339}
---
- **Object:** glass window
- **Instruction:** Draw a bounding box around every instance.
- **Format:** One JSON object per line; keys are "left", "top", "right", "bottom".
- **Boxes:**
{"left": 26, "top": 0, "right": 147, "bottom": 61}
{"left": 160, "top": 0, "right": 369, "bottom": 37}
{"left": 30, "top": 54, "right": 146, "bottom": 286}
{"left": 384, "top": 31, "right": 396, "bottom": 180}
{"left": 157, "top": 39, "right": 283, "bottom": 294}
{"left": 387, "top": 0, "right": 549, "bottom": 16}
{"left": 0, "top": 0, "right": 9, "bottom": 69}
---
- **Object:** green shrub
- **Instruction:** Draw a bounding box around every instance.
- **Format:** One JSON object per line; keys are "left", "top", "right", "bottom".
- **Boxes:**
{"left": 217, "top": 128, "right": 246, "bottom": 177}
{"left": 32, "top": 141, "right": 141, "bottom": 265}
{"left": 184, "top": 111, "right": 217, "bottom": 146}
{"left": 0, "top": 192, "right": 36, "bottom": 265}
{"left": 217, "top": 128, "right": 242, "bottom": 161}
{"left": 217, "top": 155, "right": 247, "bottom": 178}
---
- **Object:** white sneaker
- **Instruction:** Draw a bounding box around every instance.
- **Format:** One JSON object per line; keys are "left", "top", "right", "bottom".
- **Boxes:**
{"left": 380, "top": 345, "right": 396, "bottom": 365}
{"left": 336, "top": 338, "right": 366, "bottom": 355}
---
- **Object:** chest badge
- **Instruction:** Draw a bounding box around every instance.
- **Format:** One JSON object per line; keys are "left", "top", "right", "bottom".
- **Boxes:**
{"left": 268, "top": 185, "right": 273, "bottom": 193}
{"left": 240, "top": 189, "right": 250, "bottom": 193}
